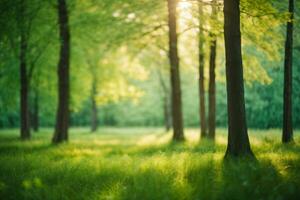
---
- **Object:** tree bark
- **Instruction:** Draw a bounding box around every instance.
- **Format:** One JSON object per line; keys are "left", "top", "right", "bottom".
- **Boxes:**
{"left": 198, "top": 2, "right": 207, "bottom": 139}
{"left": 282, "top": 0, "right": 294, "bottom": 143}
{"left": 224, "top": 0, "right": 253, "bottom": 157}
{"left": 167, "top": 0, "right": 184, "bottom": 141}
{"left": 20, "top": 0, "right": 30, "bottom": 140}
{"left": 208, "top": 38, "right": 216, "bottom": 140}
{"left": 52, "top": 0, "right": 70, "bottom": 143}
{"left": 91, "top": 80, "right": 98, "bottom": 132}
{"left": 208, "top": 0, "right": 217, "bottom": 140}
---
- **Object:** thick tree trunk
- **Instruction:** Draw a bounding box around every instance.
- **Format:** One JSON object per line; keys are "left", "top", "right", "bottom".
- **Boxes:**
{"left": 19, "top": 0, "right": 30, "bottom": 140}
{"left": 208, "top": 38, "right": 217, "bottom": 140}
{"left": 282, "top": 0, "right": 294, "bottom": 143}
{"left": 52, "top": 0, "right": 70, "bottom": 143}
{"left": 167, "top": 0, "right": 184, "bottom": 141}
{"left": 91, "top": 81, "right": 98, "bottom": 132}
{"left": 31, "top": 89, "right": 39, "bottom": 132}
{"left": 198, "top": 2, "right": 207, "bottom": 139}
{"left": 224, "top": 0, "right": 253, "bottom": 157}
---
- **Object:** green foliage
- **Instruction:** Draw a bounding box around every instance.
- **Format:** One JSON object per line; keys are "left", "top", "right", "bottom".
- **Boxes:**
{"left": 0, "top": 0, "right": 299, "bottom": 129}
{"left": 0, "top": 128, "right": 300, "bottom": 199}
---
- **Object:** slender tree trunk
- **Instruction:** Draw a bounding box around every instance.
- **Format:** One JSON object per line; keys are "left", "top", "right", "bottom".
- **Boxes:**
{"left": 208, "top": 0, "right": 217, "bottom": 140}
{"left": 224, "top": 0, "right": 253, "bottom": 157}
{"left": 52, "top": 0, "right": 70, "bottom": 143}
{"left": 31, "top": 89, "right": 39, "bottom": 132}
{"left": 198, "top": 2, "right": 207, "bottom": 139}
{"left": 163, "top": 94, "right": 172, "bottom": 132}
{"left": 19, "top": 0, "right": 30, "bottom": 140}
{"left": 282, "top": 0, "right": 294, "bottom": 143}
{"left": 157, "top": 68, "right": 172, "bottom": 132}
{"left": 208, "top": 38, "right": 217, "bottom": 140}
{"left": 91, "top": 80, "right": 98, "bottom": 132}
{"left": 167, "top": 0, "right": 184, "bottom": 141}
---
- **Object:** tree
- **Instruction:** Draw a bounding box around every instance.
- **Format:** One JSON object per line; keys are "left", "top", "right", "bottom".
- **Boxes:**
{"left": 90, "top": 84, "right": 98, "bottom": 132}
{"left": 208, "top": 0, "right": 217, "bottom": 140}
{"left": 224, "top": 0, "right": 253, "bottom": 157}
{"left": 282, "top": 0, "right": 294, "bottom": 143}
{"left": 156, "top": 67, "right": 172, "bottom": 132}
{"left": 198, "top": 1, "right": 207, "bottom": 139}
{"left": 0, "top": 0, "right": 55, "bottom": 138}
{"left": 167, "top": 0, "right": 184, "bottom": 141}
{"left": 19, "top": 0, "right": 31, "bottom": 140}
{"left": 90, "top": 69, "right": 98, "bottom": 133}
{"left": 52, "top": 0, "right": 70, "bottom": 143}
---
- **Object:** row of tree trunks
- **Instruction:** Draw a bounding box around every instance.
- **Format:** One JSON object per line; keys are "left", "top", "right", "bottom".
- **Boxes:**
{"left": 198, "top": 2, "right": 207, "bottom": 139}
{"left": 167, "top": 0, "right": 184, "bottom": 141}
{"left": 18, "top": 0, "right": 292, "bottom": 155}
{"left": 198, "top": 0, "right": 217, "bottom": 141}
{"left": 282, "top": 0, "right": 294, "bottom": 143}
{"left": 52, "top": 0, "right": 70, "bottom": 143}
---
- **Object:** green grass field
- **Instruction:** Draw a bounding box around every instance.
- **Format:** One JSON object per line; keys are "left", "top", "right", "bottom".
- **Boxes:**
{"left": 0, "top": 128, "right": 299, "bottom": 200}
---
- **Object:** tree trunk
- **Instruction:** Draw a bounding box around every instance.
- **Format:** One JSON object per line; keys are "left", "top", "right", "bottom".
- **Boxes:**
{"left": 208, "top": 0, "right": 217, "bottom": 140}
{"left": 91, "top": 80, "right": 98, "bottom": 132}
{"left": 31, "top": 89, "right": 39, "bottom": 132}
{"left": 19, "top": 0, "right": 30, "bottom": 140}
{"left": 163, "top": 94, "right": 172, "bottom": 132}
{"left": 224, "top": 0, "right": 253, "bottom": 157}
{"left": 208, "top": 38, "right": 217, "bottom": 140}
{"left": 198, "top": 1, "right": 207, "bottom": 139}
{"left": 156, "top": 68, "right": 172, "bottom": 132}
{"left": 52, "top": 0, "right": 70, "bottom": 143}
{"left": 167, "top": 0, "right": 184, "bottom": 141}
{"left": 282, "top": 0, "right": 294, "bottom": 143}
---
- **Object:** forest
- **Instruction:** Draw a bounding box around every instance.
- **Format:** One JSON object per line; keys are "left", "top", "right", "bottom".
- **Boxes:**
{"left": 0, "top": 0, "right": 299, "bottom": 199}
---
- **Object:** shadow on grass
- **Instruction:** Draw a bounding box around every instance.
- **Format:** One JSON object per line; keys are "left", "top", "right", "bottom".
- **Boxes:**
{"left": 0, "top": 143, "right": 54, "bottom": 156}
{"left": 185, "top": 157, "right": 218, "bottom": 200}
{"left": 218, "top": 157, "right": 300, "bottom": 200}
{"left": 0, "top": 135, "right": 20, "bottom": 144}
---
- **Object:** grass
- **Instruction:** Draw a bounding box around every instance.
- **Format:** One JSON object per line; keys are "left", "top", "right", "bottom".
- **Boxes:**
{"left": 0, "top": 127, "right": 300, "bottom": 200}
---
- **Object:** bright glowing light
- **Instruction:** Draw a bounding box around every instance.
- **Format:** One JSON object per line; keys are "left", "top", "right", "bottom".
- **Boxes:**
{"left": 178, "top": 1, "right": 193, "bottom": 28}
{"left": 178, "top": 1, "right": 190, "bottom": 10}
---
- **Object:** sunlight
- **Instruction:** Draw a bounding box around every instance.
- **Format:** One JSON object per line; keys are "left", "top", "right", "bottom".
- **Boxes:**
{"left": 178, "top": 1, "right": 190, "bottom": 10}
{"left": 0, "top": 0, "right": 299, "bottom": 198}
{"left": 178, "top": 1, "right": 193, "bottom": 22}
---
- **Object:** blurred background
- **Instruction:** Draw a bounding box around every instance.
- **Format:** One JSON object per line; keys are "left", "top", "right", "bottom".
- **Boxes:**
{"left": 0, "top": 0, "right": 299, "bottom": 130}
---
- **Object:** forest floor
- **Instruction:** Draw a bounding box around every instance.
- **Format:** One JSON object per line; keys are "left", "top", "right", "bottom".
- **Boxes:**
{"left": 0, "top": 128, "right": 299, "bottom": 200}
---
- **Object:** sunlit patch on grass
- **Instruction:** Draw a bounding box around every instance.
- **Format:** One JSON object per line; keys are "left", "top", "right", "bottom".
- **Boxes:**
{"left": 215, "top": 135, "right": 227, "bottom": 145}
{"left": 62, "top": 148, "right": 101, "bottom": 157}
{"left": 183, "top": 129, "right": 199, "bottom": 143}
{"left": 0, "top": 181, "right": 6, "bottom": 191}
{"left": 22, "top": 178, "right": 43, "bottom": 190}
{"left": 74, "top": 139, "right": 122, "bottom": 146}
